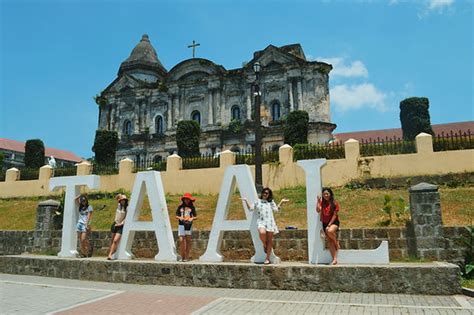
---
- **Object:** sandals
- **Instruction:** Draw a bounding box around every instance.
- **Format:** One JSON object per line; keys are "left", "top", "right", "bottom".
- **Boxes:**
{"left": 264, "top": 259, "right": 270, "bottom": 265}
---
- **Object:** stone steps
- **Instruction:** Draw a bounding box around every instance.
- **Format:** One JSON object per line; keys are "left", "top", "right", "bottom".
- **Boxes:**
{"left": 0, "top": 255, "right": 461, "bottom": 295}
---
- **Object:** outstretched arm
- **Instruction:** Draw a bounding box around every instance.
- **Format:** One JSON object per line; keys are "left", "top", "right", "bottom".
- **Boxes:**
{"left": 240, "top": 198, "right": 253, "bottom": 210}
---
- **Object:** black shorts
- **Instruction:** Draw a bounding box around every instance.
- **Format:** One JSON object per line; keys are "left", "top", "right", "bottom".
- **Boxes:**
{"left": 111, "top": 223, "right": 124, "bottom": 234}
{"left": 323, "top": 220, "right": 340, "bottom": 231}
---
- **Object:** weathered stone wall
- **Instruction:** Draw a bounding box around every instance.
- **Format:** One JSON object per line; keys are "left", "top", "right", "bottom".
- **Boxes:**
{"left": 0, "top": 255, "right": 461, "bottom": 295}
{"left": 1, "top": 227, "right": 468, "bottom": 264}
{"left": 0, "top": 231, "right": 34, "bottom": 255}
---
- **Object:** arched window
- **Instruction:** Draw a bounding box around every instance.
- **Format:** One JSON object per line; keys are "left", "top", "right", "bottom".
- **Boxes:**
{"left": 231, "top": 105, "right": 240, "bottom": 120}
{"left": 271, "top": 102, "right": 281, "bottom": 121}
{"left": 155, "top": 115, "right": 164, "bottom": 135}
{"left": 154, "top": 155, "right": 162, "bottom": 163}
{"left": 191, "top": 110, "right": 201, "bottom": 125}
{"left": 123, "top": 120, "right": 132, "bottom": 136}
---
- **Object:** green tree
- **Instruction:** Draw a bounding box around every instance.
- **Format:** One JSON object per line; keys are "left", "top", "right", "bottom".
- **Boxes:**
{"left": 399, "top": 97, "right": 434, "bottom": 141}
{"left": 0, "top": 152, "right": 4, "bottom": 167}
{"left": 92, "top": 130, "right": 119, "bottom": 164}
{"left": 176, "top": 120, "right": 201, "bottom": 157}
{"left": 24, "top": 139, "right": 45, "bottom": 168}
{"left": 284, "top": 110, "right": 309, "bottom": 146}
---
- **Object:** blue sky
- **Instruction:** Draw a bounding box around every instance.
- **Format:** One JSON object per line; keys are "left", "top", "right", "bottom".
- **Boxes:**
{"left": 1, "top": 0, "right": 472, "bottom": 158}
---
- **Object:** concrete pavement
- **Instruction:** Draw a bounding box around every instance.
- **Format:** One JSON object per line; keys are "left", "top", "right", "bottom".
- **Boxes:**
{"left": 1, "top": 273, "right": 472, "bottom": 314}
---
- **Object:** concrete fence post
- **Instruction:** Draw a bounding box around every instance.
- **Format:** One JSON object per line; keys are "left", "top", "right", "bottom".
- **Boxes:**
{"left": 219, "top": 150, "right": 236, "bottom": 168}
{"left": 76, "top": 161, "right": 92, "bottom": 176}
{"left": 119, "top": 158, "right": 134, "bottom": 175}
{"left": 415, "top": 133, "right": 434, "bottom": 154}
{"left": 166, "top": 154, "right": 182, "bottom": 172}
{"left": 5, "top": 168, "right": 20, "bottom": 182}
{"left": 278, "top": 144, "right": 293, "bottom": 167}
{"left": 39, "top": 165, "right": 53, "bottom": 181}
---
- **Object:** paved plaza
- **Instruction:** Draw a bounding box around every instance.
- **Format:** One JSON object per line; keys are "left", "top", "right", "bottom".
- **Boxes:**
{"left": 0, "top": 273, "right": 473, "bottom": 314}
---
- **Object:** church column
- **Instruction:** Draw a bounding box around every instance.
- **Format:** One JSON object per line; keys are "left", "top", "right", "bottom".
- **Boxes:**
{"left": 219, "top": 90, "right": 225, "bottom": 125}
{"left": 288, "top": 81, "right": 294, "bottom": 111}
{"left": 208, "top": 90, "right": 214, "bottom": 125}
{"left": 297, "top": 79, "right": 303, "bottom": 111}
{"left": 108, "top": 107, "right": 114, "bottom": 130}
{"left": 246, "top": 91, "right": 252, "bottom": 120}
{"left": 215, "top": 89, "right": 222, "bottom": 125}
{"left": 179, "top": 89, "right": 185, "bottom": 120}
{"left": 167, "top": 96, "right": 173, "bottom": 130}
{"left": 134, "top": 102, "right": 140, "bottom": 133}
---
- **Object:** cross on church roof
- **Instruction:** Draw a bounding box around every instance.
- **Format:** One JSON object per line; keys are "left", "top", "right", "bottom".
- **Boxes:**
{"left": 187, "top": 40, "right": 200, "bottom": 58}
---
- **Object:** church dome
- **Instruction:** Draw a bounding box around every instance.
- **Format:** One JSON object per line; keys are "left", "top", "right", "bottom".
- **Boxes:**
{"left": 118, "top": 34, "right": 167, "bottom": 77}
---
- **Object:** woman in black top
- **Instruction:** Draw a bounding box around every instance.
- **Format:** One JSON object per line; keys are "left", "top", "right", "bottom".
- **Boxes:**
{"left": 175, "top": 193, "right": 197, "bottom": 262}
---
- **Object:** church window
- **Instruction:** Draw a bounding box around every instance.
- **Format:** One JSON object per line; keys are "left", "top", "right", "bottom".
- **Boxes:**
{"left": 154, "top": 155, "right": 162, "bottom": 163}
{"left": 191, "top": 110, "right": 201, "bottom": 125}
{"left": 271, "top": 102, "right": 281, "bottom": 121}
{"left": 155, "top": 115, "right": 164, "bottom": 135}
{"left": 123, "top": 120, "right": 133, "bottom": 136}
{"left": 231, "top": 105, "right": 241, "bottom": 120}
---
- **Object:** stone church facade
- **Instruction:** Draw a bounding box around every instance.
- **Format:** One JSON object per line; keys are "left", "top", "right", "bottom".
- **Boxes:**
{"left": 97, "top": 34, "right": 336, "bottom": 163}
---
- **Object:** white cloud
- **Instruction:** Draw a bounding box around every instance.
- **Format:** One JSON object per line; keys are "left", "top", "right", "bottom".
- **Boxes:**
{"left": 317, "top": 57, "right": 368, "bottom": 78}
{"left": 418, "top": 0, "right": 455, "bottom": 18}
{"left": 427, "top": 0, "right": 454, "bottom": 10}
{"left": 331, "top": 83, "right": 388, "bottom": 112}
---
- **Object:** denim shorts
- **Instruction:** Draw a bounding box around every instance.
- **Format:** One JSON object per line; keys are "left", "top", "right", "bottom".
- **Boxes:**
{"left": 178, "top": 224, "right": 192, "bottom": 236}
{"left": 76, "top": 222, "right": 87, "bottom": 233}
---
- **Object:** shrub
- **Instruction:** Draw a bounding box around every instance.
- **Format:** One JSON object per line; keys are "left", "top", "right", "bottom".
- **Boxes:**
{"left": 92, "top": 130, "right": 118, "bottom": 165}
{"left": 228, "top": 119, "right": 242, "bottom": 134}
{"left": 400, "top": 97, "right": 434, "bottom": 141}
{"left": 0, "top": 152, "right": 4, "bottom": 168}
{"left": 176, "top": 120, "right": 201, "bottom": 158}
{"left": 24, "top": 139, "right": 45, "bottom": 168}
{"left": 284, "top": 110, "right": 309, "bottom": 146}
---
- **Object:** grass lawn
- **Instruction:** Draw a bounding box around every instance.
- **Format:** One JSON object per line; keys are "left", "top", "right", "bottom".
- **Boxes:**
{"left": 462, "top": 278, "right": 474, "bottom": 289}
{"left": 0, "top": 186, "right": 472, "bottom": 231}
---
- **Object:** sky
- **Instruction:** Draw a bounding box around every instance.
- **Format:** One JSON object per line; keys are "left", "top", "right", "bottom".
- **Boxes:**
{"left": 1, "top": 0, "right": 472, "bottom": 158}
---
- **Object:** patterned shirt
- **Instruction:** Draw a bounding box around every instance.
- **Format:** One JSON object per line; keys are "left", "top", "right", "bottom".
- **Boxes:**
{"left": 252, "top": 199, "right": 280, "bottom": 233}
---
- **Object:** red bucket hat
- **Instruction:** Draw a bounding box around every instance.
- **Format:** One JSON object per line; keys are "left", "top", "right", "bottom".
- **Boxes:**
{"left": 181, "top": 193, "right": 196, "bottom": 202}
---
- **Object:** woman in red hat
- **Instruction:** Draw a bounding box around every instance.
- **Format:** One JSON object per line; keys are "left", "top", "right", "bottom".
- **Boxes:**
{"left": 107, "top": 194, "right": 129, "bottom": 260}
{"left": 176, "top": 193, "right": 197, "bottom": 262}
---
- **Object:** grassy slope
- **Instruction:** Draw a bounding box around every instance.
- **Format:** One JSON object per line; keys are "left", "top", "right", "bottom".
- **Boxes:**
{"left": 0, "top": 186, "right": 472, "bottom": 231}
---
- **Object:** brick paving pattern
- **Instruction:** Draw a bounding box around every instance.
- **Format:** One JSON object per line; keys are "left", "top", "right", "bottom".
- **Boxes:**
{"left": 0, "top": 274, "right": 472, "bottom": 315}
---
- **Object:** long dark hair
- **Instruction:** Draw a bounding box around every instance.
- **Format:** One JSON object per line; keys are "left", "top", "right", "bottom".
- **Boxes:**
{"left": 179, "top": 199, "right": 195, "bottom": 209}
{"left": 79, "top": 195, "right": 89, "bottom": 211}
{"left": 260, "top": 187, "right": 273, "bottom": 202}
{"left": 120, "top": 200, "right": 129, "bottom": 211}
{"left": 322, "top": 187, "right": 336, "bottom": 213}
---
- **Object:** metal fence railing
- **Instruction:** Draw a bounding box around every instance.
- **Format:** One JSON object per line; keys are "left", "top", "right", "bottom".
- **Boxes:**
{"left": 182, "top": 153, "right": 219, "bottom": 170}
{"left": 53, "top": 166, "right": 77, "bottom": 177}
{"left": 235, "top": 148, "right": 279, "bottom": 165}
{"left": 92, "top": 162, "right": 119, "bottom": 175}
{"left": 133, "top": 156, "right": 167, "bottom": 172}
{"left": 19, "top": 168, "right": 40, "bottom": 180}
{"left": 360, "top": 137, "right": 417, "bottom": 157}
{"left": 433, "top": 130, "right": 473, "bottom": 152}
{"left": 293, "top": 143, "right": 345, "bottom": 161}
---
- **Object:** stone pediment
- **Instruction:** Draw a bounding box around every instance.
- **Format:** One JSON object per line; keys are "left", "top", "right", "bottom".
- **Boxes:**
{"left": 104, "top": 75, "right": 144, "bottom": 93}
{"left": 168, "top": 58, "right": 225, "bottom": 82}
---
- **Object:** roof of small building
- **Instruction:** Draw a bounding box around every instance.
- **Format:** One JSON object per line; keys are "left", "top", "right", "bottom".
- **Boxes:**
{"left": 333, "top": 121, "right": 474, "bottom": 143}
{"left": 0, "top": 138, "right": 83, "bottom": 163}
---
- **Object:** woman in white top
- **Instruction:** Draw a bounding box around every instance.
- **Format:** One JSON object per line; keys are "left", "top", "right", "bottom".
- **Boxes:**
{"left": 242, "top": 187, "right": 289, "bottom": 264}
{"left": 107, "top": 194, "right": 128, "bottom": 260}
